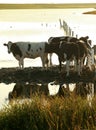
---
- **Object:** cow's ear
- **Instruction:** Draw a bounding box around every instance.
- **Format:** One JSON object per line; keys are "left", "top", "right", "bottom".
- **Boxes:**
{"left": 3, "top": 43, "right": 7, "bottom": 46}
{"left": 85, "top": 36, "right": 89, "bottom": 39}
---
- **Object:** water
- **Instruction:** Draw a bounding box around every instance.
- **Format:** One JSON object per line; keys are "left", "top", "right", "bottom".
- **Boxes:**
{"left": 0, "top": 83, "right": 15, "bottom": 109}
{"left": 0, "top": 8, "right": 96, "bottom": 109}
{"left": 0, "top": 82, "right": 76, "bottom": 109}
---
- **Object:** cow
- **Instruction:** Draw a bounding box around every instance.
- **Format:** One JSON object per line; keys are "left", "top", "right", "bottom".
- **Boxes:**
{"left": 78, "top": 36, "right": 92, "bottom": 71}
{"left": 92, "top": 45, "right": 96, "bottom": 64}
{"left": 47, "top": 36, "right": 91, "bottom": 67}
{"left": 8, "top": 83, "right": 49, "bottom": 100}
{"left": 48, "top": 36, "right": 78, "bottom": 44}
{"left": 48, "top": 36, "right": 78, "bottom": 66}
{"left": 46, "top": 36, "right": 91, "bottom": 76}
{"left": 4, "top": 41, "right": 49, "bottom": 69}
{"left": 45, "top": 41, "right": 79, "bottom": 76}
{"left": 59, "top": 41, "right": 80, "bottom": 76}
{"left": 45, "top": 40, "right": 80, "bottom": 76}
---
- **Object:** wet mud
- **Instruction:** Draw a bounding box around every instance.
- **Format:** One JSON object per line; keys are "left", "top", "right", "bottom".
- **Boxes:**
{"left": 0, "top": 66, "right": 95, "bottom": 84}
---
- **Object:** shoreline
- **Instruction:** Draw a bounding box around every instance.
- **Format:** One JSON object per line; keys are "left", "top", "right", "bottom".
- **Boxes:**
{"left": 0, "top": 66, "right": 95, "bottom": 84}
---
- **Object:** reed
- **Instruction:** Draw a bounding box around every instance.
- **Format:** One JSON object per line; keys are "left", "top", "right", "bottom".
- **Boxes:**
{"left": 0, "top": 94, "right": 96, "bottom": 130}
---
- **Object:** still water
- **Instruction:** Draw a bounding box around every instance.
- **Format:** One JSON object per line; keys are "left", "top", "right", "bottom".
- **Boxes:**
{"left": 0, "top": 83, "right": 15, "bottom": 109}
{"left": 0, "top": 81, "right": 76, "bottom": 109}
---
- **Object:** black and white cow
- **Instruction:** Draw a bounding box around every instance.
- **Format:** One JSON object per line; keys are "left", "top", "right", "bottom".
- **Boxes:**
{"left": 4, "top": 41, "right": 49, "bottom": 68}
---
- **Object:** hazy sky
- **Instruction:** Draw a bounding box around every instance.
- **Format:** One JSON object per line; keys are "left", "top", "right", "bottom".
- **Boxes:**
{"left": 0, "top": 0, "right": 96, "bottom": 3}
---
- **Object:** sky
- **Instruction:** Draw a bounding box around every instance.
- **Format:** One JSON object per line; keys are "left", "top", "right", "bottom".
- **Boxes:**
{"left": 0, "top": 0, "right": 96, "bottom": 3}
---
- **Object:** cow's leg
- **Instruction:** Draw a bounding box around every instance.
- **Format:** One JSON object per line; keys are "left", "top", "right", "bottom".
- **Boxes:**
{"left": 80, "top": 58, "right": 84, "bottom": 73}
{"left": 41, "top": 54, "right": 48, "bottom": 69}
{"left": 18, "top": 60, "right": 21, "bottom": 69}
{"left": 41, "top": 58, "right": 45, "bottom": 68}
{"left": 19, "top": 58, "right": 24, "bottom": 69}
{"left": 21, "top": 59, "right": 24, "bottom": 69}
{"left": 74, "top": 57, "right": 77, "bottom": 71}
{"left": 87, "top": 54, "right": 92, "bottom": 70}
{"left": 45, "top": 53, "right": 49, "bottom": 68}
{"left": 74, "top": 57, "right": 81, "bottom": 76}
{"left": 77, "top": 59, "right": 81, "bottom": 76}
{"left": 49, "top": 53, "right": 52, "bottom": 66}
{"left": 15, "top": 55, "right": 23, "bottom": 69}
{"left": 66, "top": 60, "right": 70, "bottom": 76}
{"left": 58, "top": 56, "right": 62, "bottom": 71}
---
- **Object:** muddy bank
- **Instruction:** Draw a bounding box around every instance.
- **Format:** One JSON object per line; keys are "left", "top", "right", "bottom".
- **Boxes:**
{"left": 0, "top": 66, "right": 95, "bottom": 84}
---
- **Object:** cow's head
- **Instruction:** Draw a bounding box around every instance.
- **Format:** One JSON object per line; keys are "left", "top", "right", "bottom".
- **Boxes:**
{"left": 79, "top": 36, "right": 91, "bottom": 49}
{"left": 3, "top": 41, "right": 13, "bottom": 53}
{"left": 48, "top": 37, "right": 53, "bottom": 44}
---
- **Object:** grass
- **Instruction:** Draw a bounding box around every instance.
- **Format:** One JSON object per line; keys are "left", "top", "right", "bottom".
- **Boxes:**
{"left": 0, "top": 94, "right": 96, "bottom": 130}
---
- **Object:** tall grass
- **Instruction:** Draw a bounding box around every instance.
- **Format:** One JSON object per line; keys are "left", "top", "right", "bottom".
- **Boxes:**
{"left": 0, "top": 94, "right": 96, "bottom": 130}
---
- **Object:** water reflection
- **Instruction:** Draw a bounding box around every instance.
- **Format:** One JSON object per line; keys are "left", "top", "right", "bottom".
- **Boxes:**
{"left": 0, "top": 83, "right": 15, "bottom": 109}
{"left": 0, "top": 82, "right": 95, "bottom": 109}
{"left": 48, "top": 81, "right": 60, "bottom": 95}
{"left": 8, "top": 82, "right": 95, "bottom": 100}
{"left": 9, "top": 82, "right": 49, "bottom": 100}
{"left": 8, "top": 82, "right": 77, "bottom": 100}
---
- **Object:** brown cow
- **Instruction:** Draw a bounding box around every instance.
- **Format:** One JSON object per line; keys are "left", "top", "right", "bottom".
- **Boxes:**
{"left": 45, "top": 36, "right": 91, "bottom": 76}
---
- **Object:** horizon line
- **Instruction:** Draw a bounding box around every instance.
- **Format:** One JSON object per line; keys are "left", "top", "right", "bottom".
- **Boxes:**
{"left": 0, "top": 3, "right": 96, "bottom": 9}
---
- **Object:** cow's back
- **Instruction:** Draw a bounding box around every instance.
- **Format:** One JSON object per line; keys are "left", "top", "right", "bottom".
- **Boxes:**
{"left": 26, "top": 42, "right": 46, "bottom": 58}
{"left": 15, "top": 42, "right": 46, "bottom": 58}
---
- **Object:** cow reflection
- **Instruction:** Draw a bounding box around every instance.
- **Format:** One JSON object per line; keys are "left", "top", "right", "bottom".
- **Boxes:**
{"left": 58, "top": 82, "right": 94, "bottom": 98}
{"left": 9, "top": 83, "right": 49, "bottom": 100}
{"left": 8, "top": 82, "right": 95, "bottom": 101}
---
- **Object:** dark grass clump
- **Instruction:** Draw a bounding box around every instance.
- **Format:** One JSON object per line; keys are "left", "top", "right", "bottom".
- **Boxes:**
{"left": 0, "top": 94, "right": 96, "bottom": 130}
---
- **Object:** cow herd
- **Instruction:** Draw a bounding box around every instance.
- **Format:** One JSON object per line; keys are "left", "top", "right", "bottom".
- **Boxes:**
{"left": 4, "top": 35, "right": 92, "bottom": 76}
